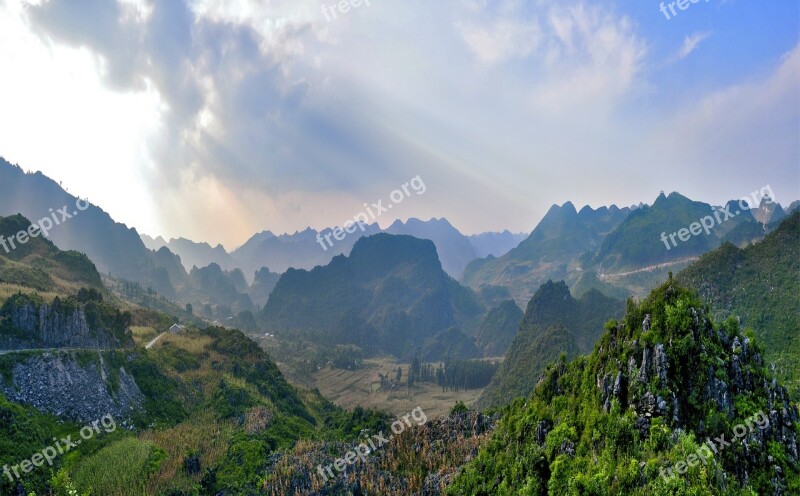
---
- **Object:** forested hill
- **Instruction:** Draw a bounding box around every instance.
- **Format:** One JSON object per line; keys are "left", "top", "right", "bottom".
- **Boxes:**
{"left": 475, "top": 281, "right": 624, "bottom": 409}
{"left": 678, "top": 212, "right": 800, "bottom": 398}
{"left": 451, "top": 279, "right": 800, "bottom": 495}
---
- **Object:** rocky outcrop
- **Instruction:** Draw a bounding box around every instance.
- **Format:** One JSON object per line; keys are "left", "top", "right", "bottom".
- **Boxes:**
{"left": 263, "top": 411, "right": 498, "bottom": 496}
{"left": 0, "top": 351, "right": 143, "bottom": 423}
{"left": 0, "top": 294, "right": 133, "bottom": 350}
{"left": 595, "top": 297, "right": 800, "bottom": 490}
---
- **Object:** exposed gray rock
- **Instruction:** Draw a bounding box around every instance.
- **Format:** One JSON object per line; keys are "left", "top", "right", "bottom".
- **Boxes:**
{"left": 0, "top": 351, "right": 143, "bottom": 423}
{"left": 1, "top": 297, "right": 132, "bottom": 350}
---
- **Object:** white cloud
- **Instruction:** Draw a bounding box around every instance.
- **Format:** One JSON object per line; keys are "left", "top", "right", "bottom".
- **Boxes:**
{"left": 532, "top": 4, "right": 647, "bottom": 113}
{"left": 456, "top": 19, "right": 541, "bottom": 64}
{"left": 673, "top": 32, "right": 711, "bottom": 62}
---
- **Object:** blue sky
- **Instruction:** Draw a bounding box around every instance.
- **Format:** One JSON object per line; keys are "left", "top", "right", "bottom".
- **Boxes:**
{"left": 0, "top": 0, "right": 797, "bottom": 248}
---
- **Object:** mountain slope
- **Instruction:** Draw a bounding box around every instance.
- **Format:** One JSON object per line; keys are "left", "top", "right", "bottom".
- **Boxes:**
{"left": 467, "top": 230, "right": 528, "bottom": 258}
{"left": 261, "top": 233, "right": 484, "bottom": 358}
{"left": 0, "top": 214, "right": 103, "bottom": 293}
{"left": 475, "top": 281, "right": 624, "bottom": 409}
{"left": 451, "top": 279, "right": 800, "bottom": 495}
{"left": 594, "top": 192, "right": 715, "bottom": 272}
{"left": 0, "top": 158, "right": 183, "bottom": 297}
{"left": 385, "top": 217, "right": 478, "bottom": 279}
{"left": 474, "top": 300, "right": 524, "bottom": 357}
{"left": 463, "top": 202, "right": 630, "bottom": 304}
{"left": 677, "top": 212, "right": 800, "bottom": 398}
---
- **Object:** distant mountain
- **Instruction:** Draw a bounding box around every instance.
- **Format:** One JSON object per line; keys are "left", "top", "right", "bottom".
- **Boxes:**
{"left": 475, "top": 281, "right": 624, "bottom": 409}
{"left": 141, "top": 235, "right": 235, "bottom": 273}
{"left": 385, "top": 218, "right": 477, "bottom": 278}
{"left": 140, "top": 234, "right": 168, "bottom": 251}
{"left": 232, "top": 218, "right": 496, "bottom": 281}
{"left": 419, "top": 327, "right": 481, "bottom": 362}
{"left": 261, "top": 233, "right": 484, "bottom": 358}
{"left": 463, "top": 202, "right": 630, "bottom": 304}
{"left": 788, "top": 200, "right": 800, "bottom": 215}
{"left": 186, "top": 263, "right": 254, "bottom": 316}
{"left": 0, "top": 158, "right": 182, "bottom": 298}
{"left": 230, "top": 225, "right": 382, "bottom": 278}
{"left": 0, "top": 213, "right": 103, "bottom": 293}
{"left": 678, "top": 212, "right": 800, "bottom": 398}
{"left": 474, "top": 300, "right": 523, "bottom": 357}
{"left": 246, "top": 266, "right": 280, "bottom": 308}
{"left": 750, "top": 195, "right": 786, "bottom": 224}
{"left": 467, "top": 231, "right": 527, "bottom": 258}
{"left": 594, "top": 192, "right": 720, "bottom": 273}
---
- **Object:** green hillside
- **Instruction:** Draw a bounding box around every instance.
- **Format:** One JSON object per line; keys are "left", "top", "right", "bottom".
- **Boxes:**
{"left": 451, "top": 279, "right": 800, "bottom": 495}
{"left": 463, "top": 203, "right": 630, "bottom": 305}
{"left": 0, "top": 214, "right": 103, "bottom": 293}
{"left": 475, "top": 300, "right": 524, "bottom": 357}
{"left": 594, "top": 192, "right": 719, "bottom": 272}
{"left": 475, "top": 281, "right": 624, "bottom": 409}
{"left": 678, "top": 212, "right": 800, "bottom": 398}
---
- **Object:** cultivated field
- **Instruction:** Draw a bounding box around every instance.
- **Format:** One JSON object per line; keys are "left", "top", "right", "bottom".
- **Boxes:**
{"left": 311, "top": 356, "right": 484, "bottom": 418}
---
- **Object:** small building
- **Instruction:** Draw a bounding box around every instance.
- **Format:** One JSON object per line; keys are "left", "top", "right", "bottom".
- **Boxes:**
{"left": 169, "top": 324, "right": 183, "bottom": 334}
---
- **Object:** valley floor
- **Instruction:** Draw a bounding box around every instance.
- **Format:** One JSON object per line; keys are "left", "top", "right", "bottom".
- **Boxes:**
{"left": 310, "top": 356, "right": 484, "bottom": 418}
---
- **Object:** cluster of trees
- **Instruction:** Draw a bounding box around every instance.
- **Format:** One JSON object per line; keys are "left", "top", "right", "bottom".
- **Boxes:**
{"left": 406, "top": 357, "right": 498, "bottom": 391}
{"left": 118, "top": 279, "right": 157, "bottom": 299}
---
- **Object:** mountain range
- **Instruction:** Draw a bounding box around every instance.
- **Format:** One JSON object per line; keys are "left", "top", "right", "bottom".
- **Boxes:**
{"left": 464, "top": 191, "right": 794, "bottom": 306}
{"left": 143, "top": 218, "right": 526, "bottom": 282}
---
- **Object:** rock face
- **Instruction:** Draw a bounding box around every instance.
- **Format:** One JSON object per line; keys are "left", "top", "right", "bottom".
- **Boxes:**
{"left": 0, "top": 351, "right": 143, "bottom": 423}
{"left": 0, "top": 294, "right": 133, "bottom": 350}
{"left": 263, "top": 411, "right": 498, "bottom": 496}
{"left": 595, "top": 294, "right": 799, "bottom": 491}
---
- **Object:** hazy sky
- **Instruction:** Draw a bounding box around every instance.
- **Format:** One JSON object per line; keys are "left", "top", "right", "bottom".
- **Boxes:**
{"left": 0, "top": 0, "right": 797, "bottom": 249}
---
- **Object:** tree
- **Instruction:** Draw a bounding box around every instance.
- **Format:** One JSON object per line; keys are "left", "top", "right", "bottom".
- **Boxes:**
{"left": 186, "top": 303, "right": 193, "bottom": 315}
{"left": 396, "top": 367, "right": 403, "bottom": 382}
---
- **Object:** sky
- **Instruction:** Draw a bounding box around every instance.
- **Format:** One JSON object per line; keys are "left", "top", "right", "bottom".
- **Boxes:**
{"left": 0, "top": 0, "right": 797, "bottom": 250}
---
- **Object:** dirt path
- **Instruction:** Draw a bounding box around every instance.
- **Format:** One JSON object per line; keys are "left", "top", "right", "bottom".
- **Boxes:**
{"left": 599, "top": 257, "right": 698, "bottom": 279}
{"left": 145, "top": 332, "right": 168, "bottom": 350}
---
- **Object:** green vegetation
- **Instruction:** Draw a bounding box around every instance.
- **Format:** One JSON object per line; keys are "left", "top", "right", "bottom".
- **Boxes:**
{"left": 450, "top": 279, "right": 800, "bottom": 495}
{"left": 464, "top": 203, "right": 630, "bottom": 305}
{"left": 406, "top": 357, "right": 499, "bottom": 391}
{"left": 475, "top": 300, "right": 523, "bottom": 357}
{"left": 678, "top": 212, "right": 800, "bottom": 398}
{"left": 0, "top": 214, "right": 104, "bottom": 293}
{"left": 477, "top": 281, "right": 624, "bottom": 409}
{"left": 593, "top": 192, "right": 723, "bottom": 272}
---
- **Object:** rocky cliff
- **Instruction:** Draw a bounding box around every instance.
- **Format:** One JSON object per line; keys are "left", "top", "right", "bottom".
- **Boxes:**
{"left": 0, "top": 293, "right": 133, "bottom": 350}
{"left": 0, "top": 351, "right": 143, "bottom": 423}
